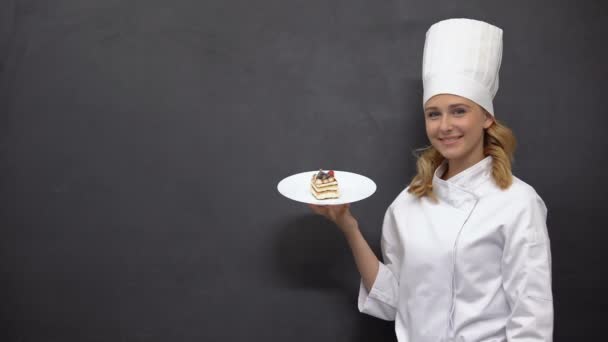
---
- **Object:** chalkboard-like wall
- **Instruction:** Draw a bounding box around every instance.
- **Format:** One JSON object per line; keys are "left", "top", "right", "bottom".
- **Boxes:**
{"left": 1, "top": 1, "right": 607, "bottom": 341}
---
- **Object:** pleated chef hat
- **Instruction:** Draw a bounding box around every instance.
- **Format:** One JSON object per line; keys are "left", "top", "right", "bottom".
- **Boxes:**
{"left": 422, "top": 18, "right": 503, "bottom": 116}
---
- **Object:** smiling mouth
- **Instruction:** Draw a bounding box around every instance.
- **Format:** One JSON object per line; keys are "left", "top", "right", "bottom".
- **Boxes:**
{"left": 439, "top": 136, "right": 463, "bottom": 144}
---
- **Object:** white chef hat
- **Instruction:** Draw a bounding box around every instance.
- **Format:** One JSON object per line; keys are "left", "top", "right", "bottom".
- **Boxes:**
{"left": 422, "top": 18, "right": 503, "bottom": 116}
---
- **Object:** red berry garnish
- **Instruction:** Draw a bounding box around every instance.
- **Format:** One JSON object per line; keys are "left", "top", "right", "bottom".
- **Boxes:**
{"left": 328, "top": 170, "right": 334, "bottom": 177}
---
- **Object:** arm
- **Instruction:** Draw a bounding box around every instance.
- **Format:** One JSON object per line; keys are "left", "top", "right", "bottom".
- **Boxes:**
{"left": 309, "top": 203, "right": 403, "bottom": 321}
{"left": 308, "top": 203, "right": 379, "bottom": 290}
{"left": 503, "top": 193, "right": 554, "bottom": 341}
{"left": 342, "top": 222, "right": 380, "bottom": 292}
{"left": 355, "top": 206, "right": 403, "bottom": 321}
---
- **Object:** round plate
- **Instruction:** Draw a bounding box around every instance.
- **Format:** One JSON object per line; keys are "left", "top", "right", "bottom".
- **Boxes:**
{"left": 277, "top": 170, "right": 377, "bottom": 205}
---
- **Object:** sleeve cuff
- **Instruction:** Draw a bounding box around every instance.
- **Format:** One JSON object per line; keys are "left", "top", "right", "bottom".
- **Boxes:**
{"left": 357, "top": 262, "right": 398, "bottom": 321}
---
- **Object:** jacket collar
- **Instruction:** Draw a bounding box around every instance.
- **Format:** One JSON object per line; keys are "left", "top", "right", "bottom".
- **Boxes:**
{"left": 431, "top": 156, "right": 493, "bottom": 211}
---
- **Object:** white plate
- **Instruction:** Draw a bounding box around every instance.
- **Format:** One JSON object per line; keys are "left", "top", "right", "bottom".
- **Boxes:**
{"left": 277, "top": 170, "right": 377, "bottom": 205}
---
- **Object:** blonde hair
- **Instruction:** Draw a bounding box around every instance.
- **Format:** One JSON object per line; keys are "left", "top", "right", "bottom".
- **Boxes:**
{"left": 407, "top": 119, "right": 517, "bottom": 199}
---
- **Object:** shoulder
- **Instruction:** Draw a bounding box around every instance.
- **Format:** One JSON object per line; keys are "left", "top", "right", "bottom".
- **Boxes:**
{"left": 379, "top": 187, "right": 418, "bottom": 234}
{"left": 498, "top": 176, "right": 551, "bottom": 244}
{"left": 492, "top": 175, "right": 547, "bottom": 216}
{"left": 386, "top": 186, "right": 419, "bottom": 213}
{"left": 508, "top": 176, "right": 545, "bottom": 203}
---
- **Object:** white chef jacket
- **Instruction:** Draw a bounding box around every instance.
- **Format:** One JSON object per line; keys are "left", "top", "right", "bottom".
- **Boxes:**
{"left": 358, "top": 156, "right": 553, "bottom": 342}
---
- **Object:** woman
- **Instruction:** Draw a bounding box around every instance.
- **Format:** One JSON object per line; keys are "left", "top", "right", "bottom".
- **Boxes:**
{"left": 309, "top": 18, "right": 554, "bottom": 341}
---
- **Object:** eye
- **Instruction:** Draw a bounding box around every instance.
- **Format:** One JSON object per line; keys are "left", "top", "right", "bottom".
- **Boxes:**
{"left": 426, "top": 111, "right": 441, "bottom": 119}
{"left": 452, "top": 108, "right": 467, "bottom": 116}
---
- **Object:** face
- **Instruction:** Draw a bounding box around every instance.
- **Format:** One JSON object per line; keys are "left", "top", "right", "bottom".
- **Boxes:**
{"left": 424, "top": 94, "right": 494, "bottom": 167}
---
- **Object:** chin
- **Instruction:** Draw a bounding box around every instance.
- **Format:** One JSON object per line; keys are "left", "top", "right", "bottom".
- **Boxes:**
{"left": 440, "top": 151, "right": 462, "bottom": 160}
{"left": 433, "top": 146, "right": 462, "bottom": 160}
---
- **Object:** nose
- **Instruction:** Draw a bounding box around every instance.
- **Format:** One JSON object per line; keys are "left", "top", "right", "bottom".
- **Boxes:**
{"left": 439, "top": 114, "right": 453, "bottom": 132}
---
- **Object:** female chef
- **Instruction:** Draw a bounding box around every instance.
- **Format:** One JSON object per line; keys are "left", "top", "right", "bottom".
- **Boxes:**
{"left": 309, "top": 18, "right": 554, "bottom": 341}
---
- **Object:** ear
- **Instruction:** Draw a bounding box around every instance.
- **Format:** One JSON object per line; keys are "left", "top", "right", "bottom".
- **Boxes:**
{"left": 482, "top": 111, "right": 495, "bottom": 129}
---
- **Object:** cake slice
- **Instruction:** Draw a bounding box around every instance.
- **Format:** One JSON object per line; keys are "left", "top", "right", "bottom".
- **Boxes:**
{"left": 310, "top": 169, "right": 340, "bottom": 200}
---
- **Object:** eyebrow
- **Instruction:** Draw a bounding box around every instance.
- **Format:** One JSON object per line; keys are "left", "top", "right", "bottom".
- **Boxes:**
{"left": 424, "top": 103, "right": 471, "bottom": 111}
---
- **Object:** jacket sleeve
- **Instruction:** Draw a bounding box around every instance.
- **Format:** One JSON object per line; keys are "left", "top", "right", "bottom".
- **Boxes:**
{"left": 357, "top": 205, "right": 403, "bottom": 321}
{"left": 503, "top": 192, "right": 554, "bottom": 341}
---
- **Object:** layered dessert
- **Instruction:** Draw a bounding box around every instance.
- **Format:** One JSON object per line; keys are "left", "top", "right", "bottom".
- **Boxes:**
{"left": 310, "top": 169, "right": 340, "bottom": 200}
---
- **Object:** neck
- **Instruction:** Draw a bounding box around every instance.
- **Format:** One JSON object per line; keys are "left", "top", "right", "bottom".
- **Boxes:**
{"left": 442, "top": 151, "right": 486, "bottom": 180}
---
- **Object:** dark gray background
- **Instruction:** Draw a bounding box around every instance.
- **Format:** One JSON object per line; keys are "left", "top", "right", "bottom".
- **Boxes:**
{"left": 1, "top": 0, "right": 607, "bottom": 341}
